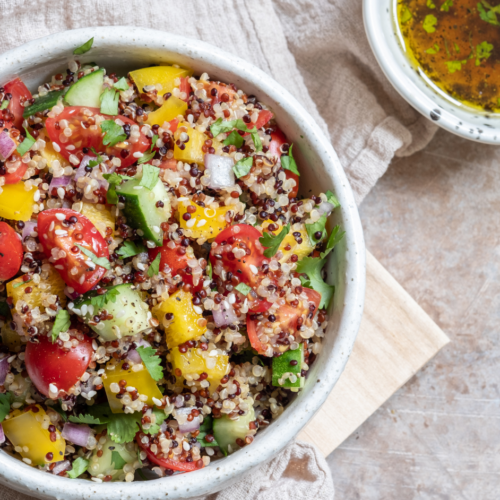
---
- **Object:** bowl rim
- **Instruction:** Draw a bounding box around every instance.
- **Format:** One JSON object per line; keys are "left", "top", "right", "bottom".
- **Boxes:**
{"left": 363, "top": 0, "right": 500, "bottom": 145}
{"left": 0, "top": 26, "right": 365, "bottom": 499}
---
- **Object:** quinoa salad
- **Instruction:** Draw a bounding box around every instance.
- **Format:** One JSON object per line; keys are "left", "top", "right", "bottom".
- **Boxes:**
{"left": 0, "top": 37, "right": 344, "bottom": 482}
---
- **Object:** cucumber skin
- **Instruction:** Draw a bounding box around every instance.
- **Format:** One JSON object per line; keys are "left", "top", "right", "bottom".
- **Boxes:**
{"left": 117, "top": 178, "right": 170, "bottom": 246}
{"left": 77, "top": 284, "right": 149, "bottom": 341}
{"left": 213, "top": 405, "right": 255, "bottom": 453}
{"left": 65, "top": 69, "right": 104, "bottom": 108}
{"left": 271, "top": 344, "right": 304, "bottom": 388}
{"left": 89, "top": 436, "right": 135, "bottom": 480}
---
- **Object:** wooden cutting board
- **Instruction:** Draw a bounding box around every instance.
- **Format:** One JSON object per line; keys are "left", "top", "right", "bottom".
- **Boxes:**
{"left": 299, "top": 251, "right": 450, "bottom": 456}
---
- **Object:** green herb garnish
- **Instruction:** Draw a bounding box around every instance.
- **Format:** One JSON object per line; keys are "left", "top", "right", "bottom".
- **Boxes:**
{"left": 0, "top": 393, "right": 12, "bottom": 422}
{"left": 235, "top": 283, "right": 252, "bottom": 296}
{"left": 259, "top": 224, "right": 290, "bottom": 258}
{"left": 139, "top": 164, "right": 160, "bottom": 190}
{"left": 136, "top": 346, "right": 163, "bottom": 381}
{"left": 114, "top": 77, "right": 129, "bottom": 91}
{"left": 116, "top": 240, "right": 147, "bottom": 259}
{"left": 306, "top": 214, "right": 327, "bottom": 246}
{"left": 423, "top": 14, "right": 438, "bottom": 33}
{"left": 233, "top": 156, "right": 253, "bottom": 178}
{"left": 51, "top": 310, "right": 71, "bottom": 342}
{"left": 100, "top": 87, "right": 119, "bottom": 115}
{"left": 76, "top": 244, "right": 111, "bottom": 270}
{"left": 73, "top": 37, "right": 94, "bottom": 55}
{"left": 281, "top": 144, "right": 300, "bottom": 176}
{"left": 223, "top": 130, "right": 245, "bottom": 148}
{"left": 101, "top": 120, "right": 127, "bottom": 147}
{"left": 147, "top": 253, "right": 161, "bottom": 277}
{"left": 16, "top": 127, "right": 36, "bottom": 156}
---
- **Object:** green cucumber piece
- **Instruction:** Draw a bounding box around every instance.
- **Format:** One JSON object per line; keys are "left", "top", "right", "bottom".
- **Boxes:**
{"left": 116, "top": 176, "right": 170, "bottom": 246}
{"left": 77, "top": 284, "right": 149, "bottom": 341}
{"left": 23, "top": 90, "right": 65, "bottom": 118}
{"left": 272, "top": 343, "right": 305, "bottom": 388}
{"left": 65, "top": 68, "right": 104, "bottom": 107}
{"left": 213, "top": 404, "right": 255, "bottom": 453}
{"left": 88, "top": 436, "right": 136, "bottom": 480}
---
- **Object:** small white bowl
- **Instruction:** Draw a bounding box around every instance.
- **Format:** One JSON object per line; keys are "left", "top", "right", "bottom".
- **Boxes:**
{"left": 364, "top": 0, "right": 500, "bottom": 144}
{"left": 0, "top": 26, "right": 365, "bottom": 499}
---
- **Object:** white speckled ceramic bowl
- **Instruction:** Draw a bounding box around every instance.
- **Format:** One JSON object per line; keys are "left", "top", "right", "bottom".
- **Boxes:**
{"left": 0, "top": 27, "right": 365, "bottom": 499}
{"left": 364, "top": 0, "right": 500, "bottom": 144}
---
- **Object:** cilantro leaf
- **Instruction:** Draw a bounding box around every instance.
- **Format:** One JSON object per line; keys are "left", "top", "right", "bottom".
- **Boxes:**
{"left": 147, "top": 253, "right": 161, "bottom": 277}
{"left": 325, "top": 190, "right": 340, "bottom": 209}
{"left": 223, "top": 130, "right": 244, "bottom": 148}
{"left": 400, "top": 5, "right": 412, "bottom": 22}
{"left": 117, "top": 240, "right": 147, "bottom": 259}
{"left": 107, "top": 412, "right": 141, "bottom": 444}
{"left": 210, "top": 118, "right": 237, "bottom": 137}
{"left": 446, "top": 60, "right": 464, "bottom": 73}
{"left": 423, "top": 14, "right": 438, "bottom": 33}
{"left": 136, "top": 346, "right": 163, "bottom": 381}
{"left": 426, "top": 0, "right": 436, "bottom": 7}
{"left": 51, "top": 310, "right": 71, "bottom": 343}
{"left": 249, "top": 129, "right": 263, "bottom": 152}
{"left": 207, "top": 260, "right": 213, "bottom": 279}
{"left": 16, "top": 127, "right": 36, "bottom": 156}
{"left": 69, "top": 413, "right": 103, "bottom": 424}
{"left": 114, "top": 77, "right": 129, "bottom": 91}
{"left": 138, "top": 134, "right": 158, "bottom": 165}
{"left": 12, "top": 278, "right": 31, "bottom": 289}
{"left": 101, "top": 120, "right": 126, "bottom": 147}
{"left": 306, "top": 214, "right": 328, "bottom": 246}
{"left": 0, "top": 392, "right": 12, "bottom": 422}
{"left": 67, "top": 457, "right": 89, "bottom": 479}
{"left": 210, "top": 118, "right": 262, "bottom": 151}
{"left": 86, "top": 287, "right": 120, "bottom": 310}
{"left": 233, "top": 157, "right": 253, "bottom": 178}
{"left": 142, "top": 408, "right": 167, "bottom": 435}
{"left": 73, "top": 37, "right": 94, "bottom": 55}
{"left": 235, "top": 283, "right": 252, "bottom": 296}
{"left": 478, "top": 1, "right": 500, "bottom": 26}
{"left": 476, "top": 41, "right": 493, "bottom": 66}
{"left": 139, "top": 164, "right": 160, "bottom": 190}
{"left": 441, "top": 0, "right": 453, "bottom": 11}
{"left": 259, "top": 224, "right": 290, "bottom": 258}
{"left": 426, "top": 43, "right": 440, "bottom": 55}
{"left": 0, "top": 101, "right": 8, "bottom": 110}
{"left": 102, "top": 172, "right": 132, "bottom": 204}
{"left": 100, "top": 87, "right": 119, "bottom": 115}
{"left": 320, "top": 225, "right": 345, "bottom": 259}
{"left": 281, "top": 144, "right": 300, "bottom": 176}
{"left": 76, "top": 244, "right": 111, "bottom": 270}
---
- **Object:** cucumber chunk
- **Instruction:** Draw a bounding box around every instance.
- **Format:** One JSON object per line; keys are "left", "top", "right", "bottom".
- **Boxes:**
{"left": 272, "top": 343, "right": 305, "bottom": 388}
{"left": 77, "top": 284, "right": 149, "bottom": 341}
{"left": 89, "top": 436, "right": 136, "bottom": 480}
{"left": 65, "top": 68, "right": 104, "bottom": 107}
{"left": 116, "top": 176, "right": 171, "bottom": 246}
{"left": 213, "top": 404, "right": 255, "bottom": 453}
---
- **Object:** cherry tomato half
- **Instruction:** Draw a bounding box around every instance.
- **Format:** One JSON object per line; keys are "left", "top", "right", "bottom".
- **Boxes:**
{"left": 179, "top": 77, "right": 191, "bottom": 102}
{"left": 149, "top": 240, "right": 202, "bottom": 293}
{"left": 203, "top": 82, "right": 237, "bottom": 105}
{"left": 45, "top": 106, "right": 150, "bottom": 169}
{"left": 2, "top": 159, "right": 28, "bottom": 185}
{"left": 0, "top": 221, "right": 22, "bottom": 281}
{"left": 210, "top": 224, "right": 266, "bottom": 289}
{"left": 269, "top": 128, "right": 299, "bottom": 199}
{"left": 136, "top": 434, "right": 204, "bottom": 472}
{"left": 3, "top": 78, "right": 32, "bottom": 130}
{"left": 37, "top": 208, "right": 109, "bottom": 295}
{"left": 247, "top": 287, "right": 321, "bottom": 355}
{"left": 25, "top": 333, "right": 93, "bottom": 398}
{"left": 253, "top": 110, "right": 273, "bottom": 131}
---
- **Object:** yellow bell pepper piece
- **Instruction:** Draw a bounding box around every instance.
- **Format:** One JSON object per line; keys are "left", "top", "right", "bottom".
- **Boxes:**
{"left": 3, "top": 405, "right": 65, "bottom": 465}
{"left": 1, "top": 321, "right": 23, "bottom": 352}
{"left": 171, "top": 347, "right": 229, "bottom": 393}
{"left": 7, "top": 265, "right": 67, "bottom": 312}
{"left": 80, "top": 202, "right": 115, "bottom": 238}
{"left": 262, "top": 220, "right": 314, "bottom": 263}
{"left": 103, "top": 361, "right": 163, "bottom": 414}
{"left": 178, "top": 201, "right": 231, "bottom": 240}
{"left": 40, "top": 141, "right": 69, "bottom": 169}
{"left": 173, "top": 126, "right": 207, "bottom": 165}
{"left": 152, "top": 290, "right": 206, "bottom": 348}
{"left": 0, "top": 182, "right": 35, "bottom": 221}
{"left": 129, "top": 65, "right": 192, "bottom": 94}
{"left": 146, "top": 95, "right": 187, "bottom": 126}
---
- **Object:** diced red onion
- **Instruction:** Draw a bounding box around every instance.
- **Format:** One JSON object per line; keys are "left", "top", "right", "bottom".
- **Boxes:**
{"left": 213, "top": 300, "right": 238, "bottom": 327}
{"left": 0, "top": 424, "right": 5, "bottom": 444}
{"left": 22, "top": 221, "right": 37, "bottom": 241}
{"left": 159, "top": 421, "right": 168, "bottom": 433}
{"left": 0, "top": 357, "right": 9, "bottom": 385}
{"left": 176, "top": 408, "right": 201, "bottom": 434}
{"left": 317, "top": 202, "right": 335, "bottom": 216}
{"left": 174, "top": 395, "right": 184, "bottom": 408}
{"left": 64, "top": 286, "right": 80, "bottom": 301}
{"left": 75, "top": 155, "right": 112, "bottom": 194}
{"left": 51, "top": 460, "right": 71, "bottom": 475}
{"left": 11, "top": 313, "right": 24, "bottom": 335}
{"left": 61, "top": 423, "right": 92, "bottom": 447}
{"left": 204, "top": 154, "right": 235, "bottom": 189}
{"left": 49, "top": 175, "right": 72, "bottom": 192}
{"left": 127, "top": 339, "right": 151, "bottom": 364}
{"left": 0, "top": 131, "right": 16, "bottom": 161}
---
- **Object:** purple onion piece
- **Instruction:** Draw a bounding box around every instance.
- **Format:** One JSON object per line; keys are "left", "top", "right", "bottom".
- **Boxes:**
{"left": 174, "top": 395, "right": 184, "bottom": 408}
{"left": 49, "top": 175, "right": 72, "bottom": 191}
{"left": 64, "top": 286, "right": 80, "bottom": 301}
{"left": 0, "top": 357, "right": 8, "bottom": 385}
{"left": 204, "top": 154, "right": 235, "bottom": 189}
{"left": 51, "top": 460, "right": 71, "bottom": 475}
{"left": 21, "top": 221, "right": 37, "bottom": 241}
{"left": 127, "top": 339, "right": 151, "bottom": 364}
{"left": 0, "top": 131, "right": 16, "bottom": 161}
{"left": 317, "top": 201, "right": 335, "bottom": 216}
{"left": 212, "top": 300, "right": 238, "bottom": 327}
{"left": 75, "top": 155, "right": 112, "bottom": 195}
{"left": 61, "top": 423, "right": 92, "bottom": 447}
{"left": 0, "top": 424, "right": 5, "bottom": 445}
{"left": 176, "top": 408, "right": 201, "bottom": 434}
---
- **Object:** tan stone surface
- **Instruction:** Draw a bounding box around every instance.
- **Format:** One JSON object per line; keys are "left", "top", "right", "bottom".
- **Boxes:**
{"left": 327, "top": 129, "right": 500, "bottom": 499}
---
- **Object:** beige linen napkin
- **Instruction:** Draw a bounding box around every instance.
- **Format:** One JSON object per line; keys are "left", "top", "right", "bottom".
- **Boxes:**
{"left": 0, "top": 0, "right": 438, "bottom": 498}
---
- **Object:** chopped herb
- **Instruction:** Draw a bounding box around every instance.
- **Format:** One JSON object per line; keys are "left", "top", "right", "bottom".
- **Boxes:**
{"left": 139, "top": 164, "right": 160, "bottom": 190}
{"left": 114, "top": 77, "right": 129, "bottom": 91}
{"left": 116, "top": 240, "right": 147, "bottom": 258}
{"left": 67, "top": 457, "right": 89, "bottom": 479}
{"left": 51, "top": 310, "right": 71, "bottom": 343}
{"left": 100, "top": 87, "right": 119, "bottom": 115}
{"left": 426, "top": 0, "right": 436, "bottom": 8}
{"left": 235, "top": 283, "right": 252, "bottom": 296}
{"left": 476, "top": 41, "right": 493, "bottom": 66}
{"left": 223, "top": 130, "right": 245, "bottom": 148}
{"left": 478, "top": 1, "right": 500, "bottom": 26}
{"left": 16, "top": 127, "right": 36, "bottom": 156}
{"left": 102, "top": 172, "right": 132, "bottom": 204}
{"left": 454, "top": 42, "right": 460, "bottom": 53}
{"left": 210, "top": 118, "right": 262, "bottom": 151}
{"left": 259, "top": 224, "right": 290, "bottom": 258}
{"left": 441, "top": 0, "right": 453, "bottom": 11}
{"left": 101, "top": 120, "right": 127, "bottom": 147}
{"left": 147, "top": 253, "right": 161, "bottom": 277}
{"left": 306, "top": 214, "right": 328, "bottom": 246}
{"left": 249, "top": 128, "right": 263, "bottom": 152}
{"left": 76, "top": 244, "right": 111, "bottom": 270}
{"left": 69, "top": 414, "right": 103, "bottom": 424}
{"left": 401, "top": 5, "right": 412, "bottom": 23}
{"left": 0, "top": 300, "right": 11, "bottom": 319}
{"left": 88, "top": 148, "right": 104, "bottom": 168}
{"left": 207, "top": 260, "right": 213, "bottom": 279}
{"left": 85, "top": 287, "right": 120, "bottom": 309}
{"left": 107, "top": 412, "right": 141, "bottom": 444}
{"left": 142, "top": 408, "right": 168, "bottom": 435}
{"left": 280, "top": 144, "right": 300, "bottom": 176}
{"left": 325, "top": 190, "right": 341, "bottom": 209}
{"left": 423, "top": 14, "right": 438, "bottom": 33}
{"left": 0, "top": 393, "right": 12, "bottom": 422}
{"left": 446, "top": 60, "right": 464, "bottom": 73}
{"left": 233, "top": 156, "right": 253, "bottom": 178}
{"left": 138, "top": 134, "right": 158, "bottom": 165}
{"left": 136, "top": 346, "right": 163, "bottom": 381}
{"left": 426, "top": 43, "right": 440, "bottom": 55}
{"left": 0, "top": 101, "right": 8, "bottom": 110}
{"left": 12, "top": 278, "right": 31, "bottom": 289}
{"left": 73, "top": 37, "right": 94, "bottom": 55}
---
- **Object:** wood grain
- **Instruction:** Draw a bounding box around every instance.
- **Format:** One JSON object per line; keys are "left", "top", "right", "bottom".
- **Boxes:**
{"left": 298, "top": 251, "right": 450, "bottom": 456}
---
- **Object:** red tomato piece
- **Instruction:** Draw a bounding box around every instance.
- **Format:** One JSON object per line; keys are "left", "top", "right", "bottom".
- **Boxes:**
{"left": 136, "top": 434, "right": 204, "bottom": 472}
{"left": 158, "top": 158, "right": 177, "bottom": 171}
{"left": 248, "top": 297, "right": 272, "bottom": 313}
{"left": 0, "top": 222, "right": 22, "bottom": 281}
{"left": 25, "top": 333, "right": 93, "bottom": 398}
{"left": 149, "top": 240, "right": 202, "bottom": 293}
{"left": 252, "top": 110, "right": 273, "bottom": 131}
{"left": 37, "top": 208, "right": 109, "bottom": 295}
{"left": 210, "top": 224, "right": 266, "bottom": 288}
{"left": 2, "top": 159, "right": 27, "bottom": 185}
{"left": 3, "top": 78, "right": 32, "bottom": 130}
{"left": 168, "top": 118, "right": 179, "bottom": 133}
{"left": 203, "top": 82, "right": 238, "bottom": 105}
{"left": 269, "top": 128, "right": 299, "bottom": 198}
{"left": 45, "top": 107, "right": 150, "bottom": 169}
{"left": 179, "top": 77, "right": 191, "bottom": 102}
{"left": 246, "top": 288, "right": 321, "bottom": 355}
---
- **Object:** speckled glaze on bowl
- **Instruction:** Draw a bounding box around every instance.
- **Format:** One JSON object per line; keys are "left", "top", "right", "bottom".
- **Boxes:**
{"left": 0, "top": 26, "right": 365, "bottom": 500}
{"left": 364, "top": 0, "right": 500, "bottom": 144}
